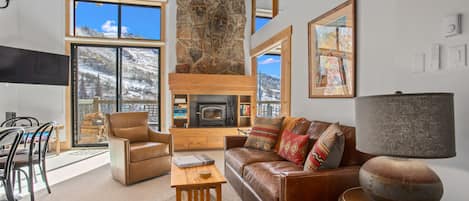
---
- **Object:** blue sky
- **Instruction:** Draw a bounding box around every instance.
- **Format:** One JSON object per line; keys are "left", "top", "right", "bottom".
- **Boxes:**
{"left": 257, "top": 54, "right": 281, "bottom": 78}
{"left": 255, "top": 17, "right": 270, "bottom": 31}
{"left": 255, "top": 17, "right": 280, "bottom": 78}
{"left": 75, "top": 1, "right": 161, "bottom": 40}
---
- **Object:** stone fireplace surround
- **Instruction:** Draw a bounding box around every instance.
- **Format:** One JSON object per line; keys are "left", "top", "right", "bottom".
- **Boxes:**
{"left": 176, "top": 0, "right": 247, "bottom": 75}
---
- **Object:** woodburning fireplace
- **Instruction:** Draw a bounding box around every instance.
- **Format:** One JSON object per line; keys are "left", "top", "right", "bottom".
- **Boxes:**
{"left": 169, "top": 73, "right": 256, "bottom": 151}
{"left": 197, "top": 104, "right": 226, "bottom": 127}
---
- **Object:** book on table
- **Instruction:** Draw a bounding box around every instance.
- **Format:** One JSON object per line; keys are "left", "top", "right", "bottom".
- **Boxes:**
{"left": 173, "top": 154, "right": 215, "bottom": 168}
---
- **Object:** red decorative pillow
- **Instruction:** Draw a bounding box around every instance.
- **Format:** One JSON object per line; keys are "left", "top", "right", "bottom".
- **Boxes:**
{"left": 304, "top": 123, "right": 344, "bottom": 171}
{"left": 278, "top": 130, "right": 310, "bottom": 165}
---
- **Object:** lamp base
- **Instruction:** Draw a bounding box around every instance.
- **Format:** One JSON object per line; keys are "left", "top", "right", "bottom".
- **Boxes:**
{"left": 359, "top": 156, "right": 443, "bottom": 201}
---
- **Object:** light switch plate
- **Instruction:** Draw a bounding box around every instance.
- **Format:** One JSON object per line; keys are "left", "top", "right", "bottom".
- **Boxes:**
{"left": 429, "top": 44, "right": 441, "bottom": 72}
{"left": 443, "top": 14, "right": 462, "bottom": 37}
{"left": 448, "top": 44, "right": 467, "bottom": 68}
{"left": 412, "top": 53, "right": 425, "bottom": 73}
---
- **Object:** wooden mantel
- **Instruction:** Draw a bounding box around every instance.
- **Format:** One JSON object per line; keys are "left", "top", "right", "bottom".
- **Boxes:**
{"left": 169, "top": 73, "right": 256, "bottom": 95}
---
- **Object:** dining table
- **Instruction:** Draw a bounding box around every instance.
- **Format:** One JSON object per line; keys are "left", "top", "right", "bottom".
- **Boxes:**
{"left": 0, "top": 123, "right": 65, "bottom": 155}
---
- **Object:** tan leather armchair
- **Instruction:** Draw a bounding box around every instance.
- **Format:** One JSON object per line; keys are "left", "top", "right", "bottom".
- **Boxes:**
{"left": 106, "top": 112, "right": 172, "bottom": 185}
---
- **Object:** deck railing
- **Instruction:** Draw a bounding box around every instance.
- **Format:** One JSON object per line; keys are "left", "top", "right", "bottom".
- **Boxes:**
{"left": 78, "top": 98, "right": 159, "bottom": 126}
{"left": 257, "top": 101, "right": 281, "bottom": 118}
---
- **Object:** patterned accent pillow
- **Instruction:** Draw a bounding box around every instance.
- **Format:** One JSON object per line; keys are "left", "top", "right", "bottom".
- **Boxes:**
{"left": 291, "top": 119, "right": 312, "bottom": 135}
{"left": 304, "top": 123, "right": 344, "bottom": 171}
{"left": 244, "top": 117, "right": 284, "bottom": 151}
{"left": 275, "top": 117, "right": 303, "bottom": 151}
{"left": 278, "top": 130, "right": 310, "bottom": 165}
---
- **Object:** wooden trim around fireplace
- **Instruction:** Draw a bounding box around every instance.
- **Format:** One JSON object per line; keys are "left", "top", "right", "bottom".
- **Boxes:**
{"left": 169, "top": 73, "right": 256, "bottom": 95}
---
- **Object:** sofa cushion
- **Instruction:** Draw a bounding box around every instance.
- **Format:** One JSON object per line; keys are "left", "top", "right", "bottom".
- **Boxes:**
{"left": 225, "top": 147, "right": 285, "bottom": 175}
{"left": 129, "top": 142, "right": 169, "bottom": 162}
{"left": 245, "top": 117, "right": 284, "bottom": 151}
{"left": 304, "top": 123, "right": 345, "bottom": 170}
{"left": 278, "top": 130, "right": 310, "bottom": 165}
{"left": 114, "top": 126, "right": 149, "bottom": 143}
{"left": 243, "top": 161, "right": 303, "bottom": 201}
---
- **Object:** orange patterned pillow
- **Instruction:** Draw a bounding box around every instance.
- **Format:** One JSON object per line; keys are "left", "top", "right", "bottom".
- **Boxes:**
{"left": 304, "top": 123, "right": 344, "bottom": 170}
{"left": 278, "top": 130, "right": 310, "bottom": 165}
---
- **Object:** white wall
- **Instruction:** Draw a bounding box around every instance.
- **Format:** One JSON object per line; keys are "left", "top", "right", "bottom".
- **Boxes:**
{"left": 0, "top": 0, "right": 67, "bottom": 138}
{"left": 252, "top": 0, "right": 469, "bottom": 200}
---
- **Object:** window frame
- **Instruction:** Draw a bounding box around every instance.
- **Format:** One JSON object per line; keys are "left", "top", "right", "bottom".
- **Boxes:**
{"left": 256, "top": 53, "right": 282, "bottom": 117}
{"left": 73, "top": 0, "right": 164, "bottom": 42}
{"left": 66, "top": 0, "right": 167, "bottom": 148}
{"left": 71, "top": 43, "right": 162, "bottom": 147}
{"left": 251, "top": 0, "right": 279, "bottom": 34}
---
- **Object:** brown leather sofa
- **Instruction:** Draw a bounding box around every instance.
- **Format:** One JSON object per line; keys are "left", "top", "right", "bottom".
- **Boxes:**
{"left": 106, "top": 112, "right": 172, "bottom": 185}
{"left": 224, "top": 120, "right": 372, "bottom": 201}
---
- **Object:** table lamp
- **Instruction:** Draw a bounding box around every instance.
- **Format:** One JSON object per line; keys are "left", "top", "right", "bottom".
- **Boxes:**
{"left": 355, "top": 92, "right": 455, "bottom": 201}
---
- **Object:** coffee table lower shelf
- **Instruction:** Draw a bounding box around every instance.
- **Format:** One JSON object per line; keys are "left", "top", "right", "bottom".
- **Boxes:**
{"left": 170, "top": 163, "right": 226, "bottom": 201}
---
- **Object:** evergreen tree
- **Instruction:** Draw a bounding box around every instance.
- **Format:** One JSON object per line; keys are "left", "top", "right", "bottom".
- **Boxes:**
{"left": 95, "top": 74, "right": 102, "bottom": 98}
{"left": 78, "top": 76, "right": 88, "bottom": 98}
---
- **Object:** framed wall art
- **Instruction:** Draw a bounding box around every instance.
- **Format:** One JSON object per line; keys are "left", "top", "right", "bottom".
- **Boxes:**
{"left": 308, "top": 0, "right": 356, "bottom": 98}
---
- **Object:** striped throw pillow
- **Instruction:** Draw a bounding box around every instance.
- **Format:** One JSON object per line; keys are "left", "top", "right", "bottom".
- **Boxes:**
{"left": 304, "top": 123, "right": 344, "bottom": 170}
{"left": 244, "top": 117, "right": 284, "bottom": 151}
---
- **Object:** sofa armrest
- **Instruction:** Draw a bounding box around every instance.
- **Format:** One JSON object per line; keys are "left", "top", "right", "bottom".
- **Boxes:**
{"left": 279, "top": 166, "right": 361, "bottom": 201}
{"left": 224, "top": 135, "right": 248, "bottom": 150}
{"left": 109, "top": 136, "right": 130, "bottom": 184}
{"left": 148, "top": 129, "right": 173, "bottom": 156}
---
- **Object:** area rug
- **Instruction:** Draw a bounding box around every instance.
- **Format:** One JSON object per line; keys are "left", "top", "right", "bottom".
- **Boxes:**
{"left": 46, "top": 149, "right": 108, "bottom": 171}
{"left": 21, "top": 150, "right": 241, "bottom": 201}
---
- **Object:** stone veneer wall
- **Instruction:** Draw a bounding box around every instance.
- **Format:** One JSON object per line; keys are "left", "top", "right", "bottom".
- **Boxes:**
{"left": 176, "top": 0, "right": 246, "bottom": 75}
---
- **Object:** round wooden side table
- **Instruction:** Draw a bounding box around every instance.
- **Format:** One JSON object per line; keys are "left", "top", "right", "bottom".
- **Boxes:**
{"left": 338, "top": 187, "right": 370, "bottom": 201}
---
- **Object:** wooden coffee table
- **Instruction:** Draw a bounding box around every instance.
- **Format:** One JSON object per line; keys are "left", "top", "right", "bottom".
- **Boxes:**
{"left": 170, "top": 163, "right": 226, "bottom": 201}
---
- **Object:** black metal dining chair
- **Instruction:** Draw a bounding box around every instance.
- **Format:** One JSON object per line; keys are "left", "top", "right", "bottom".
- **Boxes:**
{"left": 0, "top": 117, "right": 40, "bottom": 128}
{"left": 1, "top": 117, "right": 40, "bottom": 150}
{"left": 0, "top": 122, "right": 55, "bottom": 201}
{"left": 0, "top": 127, "right": 24, "bottom": 201}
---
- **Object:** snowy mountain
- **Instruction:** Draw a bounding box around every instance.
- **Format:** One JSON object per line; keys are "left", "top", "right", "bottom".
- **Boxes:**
{"left": 76, "top": 27, "right": 159, "bottom": 101}
{"left": 257, "top": 73, "right": 281, "bottom": 101}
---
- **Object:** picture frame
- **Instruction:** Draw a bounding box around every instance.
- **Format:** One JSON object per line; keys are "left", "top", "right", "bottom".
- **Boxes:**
{"left": 308, "top": 0, "right": 356, "bottom": 98}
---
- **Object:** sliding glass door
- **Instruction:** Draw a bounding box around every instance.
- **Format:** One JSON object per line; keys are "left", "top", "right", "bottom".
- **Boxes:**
{"left": 72, "top": 44, "right": 160, "bottom": 147}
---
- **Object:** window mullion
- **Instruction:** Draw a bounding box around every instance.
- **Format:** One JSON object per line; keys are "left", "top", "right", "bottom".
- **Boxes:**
{"left": 118, "top": 4, "right": 122, "bottom": 39}
{"left": 116, "top": 47, "right": 121, "bottom": 112}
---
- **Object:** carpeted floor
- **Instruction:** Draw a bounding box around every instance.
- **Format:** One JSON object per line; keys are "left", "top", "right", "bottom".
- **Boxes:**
{"left": 24, "top": 150, "right": 241, "bottom": 201}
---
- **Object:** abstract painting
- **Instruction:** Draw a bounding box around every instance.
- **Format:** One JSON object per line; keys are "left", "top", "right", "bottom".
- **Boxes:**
{"left": 308, "top": 0, "right": 356, "bottom": 98}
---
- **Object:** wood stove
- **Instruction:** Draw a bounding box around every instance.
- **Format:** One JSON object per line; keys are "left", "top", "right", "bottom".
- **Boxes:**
{"left": 197, "top": 103, "right": 226, "bottom": 127}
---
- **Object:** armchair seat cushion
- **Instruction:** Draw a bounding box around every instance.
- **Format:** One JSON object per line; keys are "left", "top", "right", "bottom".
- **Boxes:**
{"left": 130, "top": 142, "right": 169, "bottom": 162}
{"left": 243, "top": 161, "right": 303, "bottom": 201}
{"left": 225, "top": 147, "right": 285, "bottom": 175}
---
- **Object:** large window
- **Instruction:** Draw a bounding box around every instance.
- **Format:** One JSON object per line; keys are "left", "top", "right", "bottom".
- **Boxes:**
{"left": 72, "top": 45, "right": 160, "bottom": 146}
{"left": 74, "top": 0, "right": 162, "bottom": 40}
{"left": 71, "top": 1, "right": 163, "bottom": 147}
{"left": 257, "top": 54, "right": 281, "bottom": 117}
